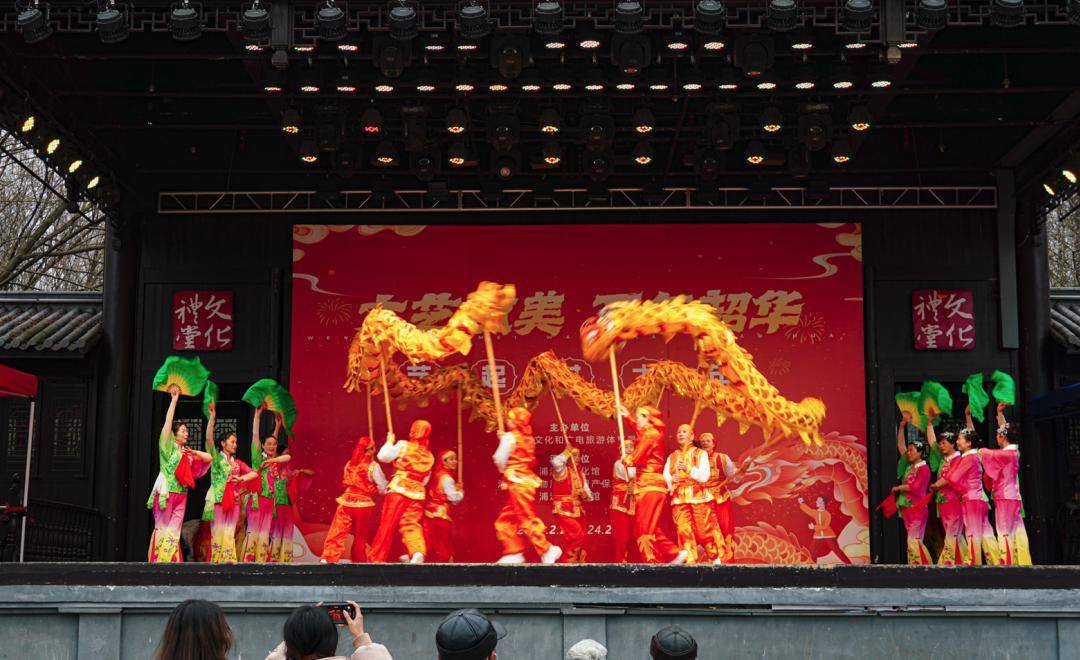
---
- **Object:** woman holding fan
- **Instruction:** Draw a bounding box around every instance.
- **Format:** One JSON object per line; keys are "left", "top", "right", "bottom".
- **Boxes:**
{"left": 205, "top": 401, "right": 259, "bottom": 563}
{"left": 979, "top": 402, "right": 1031, "bottom": 565}
{"left": 240, "top": 407, "right": 290, "bottom": 562}
{"left": 891, "top": 421, "right": 932, "bottom": 565}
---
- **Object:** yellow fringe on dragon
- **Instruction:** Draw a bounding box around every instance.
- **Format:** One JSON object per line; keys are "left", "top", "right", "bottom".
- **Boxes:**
{"left": 579, "top": 296, "right": 826, "bottom": 445}
{"left": 343, "top": 281, "right": 516, "bottom": 392}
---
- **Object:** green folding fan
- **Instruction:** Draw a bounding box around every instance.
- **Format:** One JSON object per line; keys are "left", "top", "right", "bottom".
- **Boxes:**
{"left": 919, "top": 381, "right": 953, "bottom": 420}
{"left": 152, "top": 356, "right": 211, "bottom": 396}
{"left": 990, "top": 370, "right": 1016, "bottom": 407}
{"left": 963, "top": 372, "right": 990, "bottom": 423}
{"left": 242, "top": 378, "right": 298, "bottom": 436}
{"left": 895, "top": 391, "right": 925, "bottom": 431}
{"left": 202, "top": 381, "right": 218, "bottom": 420}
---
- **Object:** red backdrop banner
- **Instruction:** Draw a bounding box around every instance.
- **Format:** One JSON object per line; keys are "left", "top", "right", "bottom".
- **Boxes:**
{"left": 289, "top": 222, "right": 869, "bottom": 564}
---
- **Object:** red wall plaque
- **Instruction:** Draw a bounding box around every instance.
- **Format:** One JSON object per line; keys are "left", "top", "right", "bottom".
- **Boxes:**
{"left": 172, "top": 290, "right": 234, "bottom": 351}
{"left": 912, "top": 289, "right": 974, "bottom": 350}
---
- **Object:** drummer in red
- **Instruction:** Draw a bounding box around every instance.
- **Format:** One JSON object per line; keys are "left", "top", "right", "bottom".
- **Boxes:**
{"left": 423, "top": 449, "right": 464, "bottom": 563}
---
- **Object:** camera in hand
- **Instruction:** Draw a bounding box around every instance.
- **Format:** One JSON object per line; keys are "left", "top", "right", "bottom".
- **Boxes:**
{"left": 323, "top": 603, "right": 356, "bottom": 625}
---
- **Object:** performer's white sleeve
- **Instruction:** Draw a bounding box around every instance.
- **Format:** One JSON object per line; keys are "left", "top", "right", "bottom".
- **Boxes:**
{"left": 690, "top": 452, "right": 710, "bottom": 484}
{"left": 370, "top": 463, "right": 388, "bottom": 494}
{"left": 440, "top": 474, "right": 464, "bottom": 503}
{"left": 582, "top": 476, "right": 595, "bottom": 500}
{"left": 722, "top": 454, "right": 737, "bottom": 478}
{"left": 613, "top": 460, "right": 629, "bottom": 482}
{"left": 662, "top": 456, "right": 673, "bottom": 491}
{"left": 376, "top": 440, "right": 404, "bottom": 463}
{"left": 493, "top": 432, "right": 515, "bottom": 470}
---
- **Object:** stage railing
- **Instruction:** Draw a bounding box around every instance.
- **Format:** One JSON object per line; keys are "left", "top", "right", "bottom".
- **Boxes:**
{"left": 0, "top": 498, "right": 102, "bottom": 562}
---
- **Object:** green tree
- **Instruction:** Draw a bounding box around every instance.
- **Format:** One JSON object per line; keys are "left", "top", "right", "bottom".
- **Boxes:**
{"left": 1047, "top": 193, "right": 1080, "bottom": 288}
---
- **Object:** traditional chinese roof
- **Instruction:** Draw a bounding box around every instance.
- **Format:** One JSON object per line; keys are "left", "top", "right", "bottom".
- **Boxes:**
{"left": 1051, "top": 289, "right": 1080, "bottom": 353}
{"left": 0, "top": 292, "right": 103, "bottom": 354}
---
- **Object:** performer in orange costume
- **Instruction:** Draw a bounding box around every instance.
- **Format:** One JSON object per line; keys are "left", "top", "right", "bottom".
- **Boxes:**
{"left": 609, "top": 439, "right": 637, "bottom": 563}
{"left": 551, "top": 446, "right": 593, "bottom": 563}
{"left": 423, "top": 449, "right": 464, "bottom": 563}
{"left": 665, "top": 424, "right": 725, "bottom": 564}
{"left": 492, "top": 407, "right": 563, "bottom": 564}
{"left": 620, "top": 406, "right": 683, "bottom": 564}
{"left": 698, "top": 432, "right": 736, "bottom": 562}
{"left": 320, "top": 436, "right": 388, "bottom": 563}
{"left": 368, "top": 420, "right": 435, "bottom": 564}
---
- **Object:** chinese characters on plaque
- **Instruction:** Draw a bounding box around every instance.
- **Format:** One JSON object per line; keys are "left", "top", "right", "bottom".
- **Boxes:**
{"left": 911, "top": 289, "right": 974, "bottom": 350}
{"left": 172, "top": 291, "right": 234, "bottom": 351}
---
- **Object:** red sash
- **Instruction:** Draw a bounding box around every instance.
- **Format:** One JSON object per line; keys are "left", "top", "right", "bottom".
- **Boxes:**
{"left": 876, "top": 494, "right": 899, "bottom": 518}
{"left": 174, "top": 454, "right": 195, "bottom": 490}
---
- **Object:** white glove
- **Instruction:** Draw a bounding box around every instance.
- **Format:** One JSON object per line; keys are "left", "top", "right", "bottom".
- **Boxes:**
{"left": 385, "top": 431, "right": 395, "bottom": 444}
{"left": 551, "top": 453, "right": 569, "bottom": 469}
{"left": 498, "top": 432, "right": 514, "bottom": 444}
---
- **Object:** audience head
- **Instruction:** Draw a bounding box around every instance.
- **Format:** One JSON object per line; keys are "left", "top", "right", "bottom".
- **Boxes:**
{"left": 282, "top": 605, "right": 339, "bottom": 660}
{"left": 154, "top": 599, "right": 232, "bottom": 660}
{"left": 650, "top": 625, "right": 698, "bottom": 660}
{"left": 436, "top": 608, "right": 506, "bottom": 660}
{"left": 566, "top": 638, "right": 608, "bottom": 660}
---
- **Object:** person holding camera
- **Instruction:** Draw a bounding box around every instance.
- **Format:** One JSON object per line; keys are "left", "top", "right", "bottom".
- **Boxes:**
{"left": 266, "top": 601, "right": 391, "bottom": 660}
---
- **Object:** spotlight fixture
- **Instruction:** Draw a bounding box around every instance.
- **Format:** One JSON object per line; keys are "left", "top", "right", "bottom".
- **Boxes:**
{"left": 414, "top": 73, "right": 438, "bottom": 93}
{"left": 582, "top": 113, "right": 614, "bottom": 151}
{"left": 373, "top": 140, "right": 399, "bottom": 165}
{"left": 519, "top": 72, "right": 544, "bottom": 95}
{"left": 541, "top": 141, "right": 563, "bottom": 165}
{"left": 539, "top": 108, "right": 561, "bottom": 134}
{"left": 447, "top": 142, "right": 469, "bottom": 166}
{"left": 534, "top": 1, "right": 565, "bottom": 37}
{"left": 360, "top": 107, "right": 383, "bottom": 134}
{"left": 734, "top": 35, "right": 775, "bottom": 77}
{"left": 632, "top": 141, "right": 654, "bottom": 165}
{"left": 755, "top": 73, "right": 778, "bottom": 91}
{"left": 413, "top": 150, "right": 439, "bottom": 183}
{"left": 645, "top": 68, "right": 672, "bottom": 92}
{"left": 831, "top": 66, "right": 855, "bottom": 89}
{"left": 681, "top": 70, "right": 704, "bottom": 92}
{"left": 335, "top": 71, "right": 358, "bottom": 93}
{"left": 242, "top": 1, "right": 271, "bottom": 42}
{"left": 789, "top": 30, "right": 813, "bottom": 50}
{"left": 97, "top": 2, "right": 129, "bottom": 43}
{"left": 375, "top": 35, "right": 411, "bottom": 77}
{"left": 577, "top": 29, "right": 602, "bottom": 50}
{"left": 695, "top": 0, "right": 727, "bottom": 34}
{"left": 453, "top": 74, "right": 477, "bottom": 93}
{"left": 700, "top": 34, "right": 727, "bottom": 52}
{"left": 299, "top": 69, "right": 322, "bottom": 93}
{"left": 388, "top": 3, "right": 417, "bottom": 40}
{"left": 446, "top": 108, "right": 468, "bottom": 134}
{"left": 794, "top": 65, "right": 816, "bottom": 90}
{"left": 1044, "top": 182, "right": 1056, "bottom": 196}
{"left": 488, "top": 79, "right": 510, "bottom": 92}
{"left": 844, "top": 39, "right": 867, "bottom": 50}
{"left": 870, "top": 66, "right": 893, "bottom": 88}
{"left": 797, "top": 113, "right": 831, "bottom": 151}
{"left": 459, "top": 2, "right": 491, "bottom": 39}
{"left": 761, "top": 107, "right": 783, "bottom": 133}
{"left": 262, "top": 69, "right": 285, "bottom": 93}
{"left": 19, "top": 115, "right": 35, "bottom": 134}
{"left": 849, "top": 105, "right": 871, "bottom": 131}
{"left": 633, "top": 108, "right": 655, "bottom": 133}
{"left": 745, "top": 140, "right": 766, "bottom": 165}
{"left": 67, "top": 158, "right": 83, "bottom": 174}
{"left": 615, "top": 74, "right": 638, "bottom": 91}
{"left": 707, "top": 106, "right": 739, "bottom": 149}
{"left": 86, "top": 175, "right": 101, "bottom": 190}
{"left": 665, "top": 32, "right": 692, "bottom": 53}
{"left": 492, "top": 35, "right": 528, "bottom": 79}
{"left": 916, "top": 0, "right": 947, "bottom": 30}
{"left": 842, "top": 0, "right": 873, "bottom": 32}
{"left": 300, "top": 139, "right": 319, "bottom": 163}
{"left": 991, "top": 0, "right": 1023, "bottom": 27}
{"left": 282, "top": 109, "right": 302, "bottom": 134}
{"left": 587, "top": 154, "right": 612, "bottom": 181}
{"left": 17, "top": 1, "right": 52, "bottom": 44}
{"left": 44, "top": 135, "right": 61, "bottom": 155}
{"left": 488, "top": 114, "right": 521, "bottom": 152}
{"left": 170, "top": 0, "right": 201, "bottom": 41}
{"left": 1065, "top": 167, "right": 1078, "bottom": 184}
{"left": 717, "top": 67, "right": 740, "bottom": 91}
{"left": 612, "top": 33, "right": 651, "bottom": 74}
{"left": 316, "top": 0, "right": 346, "bottom": 40}
{"left": 422, "top": 32, "right": 448, "bottom": 52}
{"left": 370, "top": 78, "right": 393, "bottom": 94}
{"left": 831, "top": 138, "right": 852, "bottom": 163}
{"left": 767, "top": 0, "right": 798, "bottom": 31}
{"left": 614, "top": 1, "right": 644, "bottom": 34}
{"left": 493, "top": 152, "right": 520, "bottom": 180}
{"left": 584, "top": 69, "right": 607, "bottom": 92}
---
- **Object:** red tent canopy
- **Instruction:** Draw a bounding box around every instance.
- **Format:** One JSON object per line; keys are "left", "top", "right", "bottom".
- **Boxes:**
{"left": 0, "top": 363, "right": 38, "bottom": 398}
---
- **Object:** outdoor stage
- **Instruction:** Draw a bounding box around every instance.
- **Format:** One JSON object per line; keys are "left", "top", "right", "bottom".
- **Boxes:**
{"left": 2, "top": 564, "right": 1079, "bottom": 659}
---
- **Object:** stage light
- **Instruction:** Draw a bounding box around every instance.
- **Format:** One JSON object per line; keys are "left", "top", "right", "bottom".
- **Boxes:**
{"left": 707, "top": 107, "right": 739, "bottom": 150}
{"left": 992, "top": 0, "right": 1024, "bottom": 27}
{"left": 493, "top": 152, "right": 519, "bottom": 180}
{"left": 539, "top": 108, "right": 561, "bottom": 134}
{"left": 97, "top": 2, "right": 129, "bottom": 44}
{"left": 832, "top": 138, "right": 852, "bottom": 163}
{"left": 842, "top": 0, "right": 873, "bottom": 31}
{"left": 587, "top": 154, "right": 611, "bottom": 181}
{"left": 849, "top": 105, "right": 871, "bottom": 131}
{"left": 46, "top": 137, "right": 60, "bottom": 155}
{"left": 844, "top": 39, "right": 867, "bottom": 50}
{"left": 767, "top": 0, "right": 798, "bottom": 31}
{"left": 414, "top": 73, "right": 437, "bottom": 93}
{"left": 170, "top": 0, "right": 202, "bottom": 41}
{"left": 615, "top": 1, "right": 644, "bottom": 33}
{"left": 316, "top": 0, "right": 346, "bottom": 40}
{"left": 375, "top": 36, "right": 411, "bottom": 77}
{"left": 67, "top": 158, "right": 83, "bottom": 174}
{"left": 448, "top": 142, "right": 469, "bottom": 166}
{"left": 1044, "top": 181, "right": 1058, "bottom": 196}
{"left": 798, "top": 112, "right": 830, "bottom": 151}
{"left": 761, "top": 107, "right": 782, "bottom": 133}
{"left": 1064, "top": 168, "right": 1078, "bottom": 184}
{"left": 613, "top": 34, "right": 651, "bottom": 74}
{"left": 916, "top": 0, "right": 947, "bottom": 29}
{"left": 299, "top": 69, "right": 322, "bottom": 94}
{"left": 282, "top": 109, "right": 302, "bottom": 134}
{"left": 681, "top": 70, "right": 704, "bottom": 92}
{"left": 446, "top": 108, "right": 468, "bottom": 134}
{"left": 300, "top": 139, "right": 319, "bottom": 163}
{"left": 86, "top": 175, "right": 100, "bottom": 190}
{"left": 245, "top": 43, "right": 263, "bottom": 52}
{"left": 243, "top": 1, "right": 271, "bottom": 42}
{"left": 335, "top": 71, "right": 358, "bottom": 93}
{"left": 17, "top": 2, "right": 52, "bottom": 44}
{"left": 374, "top": 78, "right": 396, "bottom": 94}
{"left": 631, "top": 108, "right": 655, "bottom": 134}
{"left": 488, "top": 79, "right": 510, "bottom": 92}
{"left": 717, "top": 67, "right": 739, "bottom": 91}
{"left": 422, "top": 33, "right": 448, "bottom": 53}
{"left": 262, "top": 69, "right": 285, "bottom": 93}
{"left": 389, "top": 4, "right": 417, "bottom": 40}
{"left": 694, "top": 149, "right": 722, "bottom": 182}
{"left": 745, "top": 140, "right": 765, "bottom": 165}
{"left": 700, "top": 35, "right": 726, "bottom": 52}
{"left": 360, "top": 107, "right": 382, "bottom": 134}
{"left": 488, "top": 115, "right": 520, "bottom": 152}
{"left": 519, "top": 70, "right": 542, "bottom": 92}
{"left": 615, "top": 74, "right": 638, "bottom": 91}
{"left": 695, "top": 0, "right": 726, "bottom": 34}
{"left": 577, "top": 30, "right": 602, "bottom": 50}
{"left": 794, "top": 65, "right": 816, "bottom": 90}
{"left": 373, "top": 140, "right": 399, "bottom": 166}
{"left": 583, "top": 114, "right": 614, "bottom": 151}
{"left": 645, "top": 68, "right": 672, "bottom": 92}
{"left": 1070, "top": 0, "right": 1080, "bottom": 25}
{"left": 790, "top": 30, "right": 813, "bottom": 50}
{"left": 755, "top": 74, "right": 778, "bottom": 91}
{"left": 831, "top": 66, "right": 855, "bottom": 89}
{"left": 541, "top": 141, "right": 563, "bottom": 165}
{"left": 899, "top": 40, "right": 918, "bottom": 49}
{"left": 633, "top": 141, "right": 654, "bottom": 165}
{"left": 413, "top": 149, "right": 439, "bottom": 182}
{"left": 20, "top": 115, "right": 35, "bottom": 134}
{"left": 584, "top": 69, "right": 607, "bottom": 92}
{"left": 535, "top": 1, "right": 565, "bottom": 38}
{"left": 666, "top": 32, "right": 692, "bottom": 53}
{"left": 870, "top": 66, "right": 893, "bottom": 88}
{"left": 454, "top": 75, "right": 477, "bottom": 93}
{"left": 459, "top": 2, "right": 491, "bottom": 39}
{"left": 492, "top": 35, "right": 527, "bottom": 79}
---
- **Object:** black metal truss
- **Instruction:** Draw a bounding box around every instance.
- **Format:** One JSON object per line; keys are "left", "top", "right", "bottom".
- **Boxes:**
{"left": 157, "top": 184, "right": 997, "bottom": 214}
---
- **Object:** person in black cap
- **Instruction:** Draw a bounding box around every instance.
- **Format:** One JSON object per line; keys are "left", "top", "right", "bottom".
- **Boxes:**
{"left": 435, "top": 608, "right": 507, "bottom": 660}
{"left": 650, "top": 624, "right": 697, "bottom": 660}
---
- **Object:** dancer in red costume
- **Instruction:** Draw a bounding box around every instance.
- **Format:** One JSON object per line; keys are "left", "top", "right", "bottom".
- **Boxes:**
{"left": 609, "top": 439, "right": 637, "bottom": 563}
{"left": 550, "top": 446, "right": 593, "bottom": 563}
{"left": 891, "top": 438, "right": 932, "bottom": 565}
{"left": 697, "top": 431, "right": 736, "bottom": 562}
{"left": 940, "top": 427, "right": 1001, "bottom": 565}
{"left": 492, "top": 407, "right": 563, "bottom": 564}
{"left": 926, "top": 423, "right": 970, "bottom": 565}
{"left": 978, "top": 404, "right": 1031, "bottom": 566}
{"left": 423, "top": 450, "right": 464, "bottom": 563}
{"left": 619, "top": 405, "right": 683, "bottom": 564}
{"left": 368, "top": 420, "right": 435, "bottom": 563}
{"left": 320, "top": 436, "right": 388, "bottom": 563}
{"left": 665, "top": 424, "right": 725, "bottom": 564}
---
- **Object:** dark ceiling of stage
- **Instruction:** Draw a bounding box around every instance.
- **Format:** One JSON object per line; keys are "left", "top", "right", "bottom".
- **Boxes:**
{"left": 2, "top": 0, "right": 1080, "bottom": 207}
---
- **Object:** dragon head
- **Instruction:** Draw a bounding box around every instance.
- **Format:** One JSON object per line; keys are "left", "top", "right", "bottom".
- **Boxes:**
{"left": 579, "top": 304, "right": 621, "bottom": 362}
